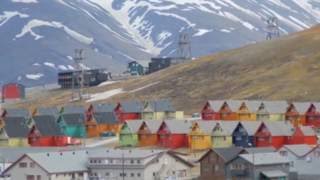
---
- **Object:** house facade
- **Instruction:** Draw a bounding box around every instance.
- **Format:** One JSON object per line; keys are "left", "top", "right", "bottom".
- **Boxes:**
{"left": 232, "top": 121, "right": 261, "bottom": 148}
{"left": 58, "top": 106, "right": 86, "bottom": 138}
{"left": 286, "top": 102, "right": 311, "bottom": 127}
{"left": 219, "top": 100, "right": 242, "bottom": 120}
{"left": 189, "top": 121, "right": 216, "bottom": 150}
{"left": 238, "top": 101, "right": 260, "bottom": 121}
{"left": 115, "top": 101, "right": 143, "bottom": 122}
{"left": 211, "top": 121, "right": 238, "bottom": 148}
{"left": 138, "top": 120, "right": 162, "bottom": 147}
{"left": 256, "top": 101, "right": 287, "bottom": 121}
{"left": 119, "top": 120, "right": 143, "bottom": 147}
{"left": 141, "top": 100, "right": 183, "bottom": 120}
{"left": 0, "top": 116, "right": 29, "bottom": 147}
{"left": 201, "top": 100, "right": 224, "bottom": 120}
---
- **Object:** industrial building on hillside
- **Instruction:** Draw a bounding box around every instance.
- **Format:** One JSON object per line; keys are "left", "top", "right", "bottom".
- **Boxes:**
{"left": 147, "top": 57, "right": 189, "bottom": 74}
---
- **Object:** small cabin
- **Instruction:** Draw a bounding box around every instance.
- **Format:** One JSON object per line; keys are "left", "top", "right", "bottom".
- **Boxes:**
{"left": 211, "top": 121, "right": 238, "bottom": 148}
{"left": 238, "top": 101, "right": 261, "bottom": 121}
{"left": 115, "top": 101, "right": 143, "bottom": 122}
{"left": 189, "top": 121, "right": 217, "bottom": 150}
{"left": 58, "top": 106, "right": 86, "bottom": 138}
{"left": 219, "top": 100, "right": 242, "bottom": 120}
{"left": 119, "top": 120, "right": 143, "bottom": 147}
{"left": 286, "top": 102, "right": 311, "bottom": 127}
{"left": 142, "top": 99, "right": 182, "bottom": 120}
{"left": 138, "top": 120, "right": 162, "bottom": 147}
{"left": 201, "top": 100, "right": 225, "bottom": 120}
{"left": 288, "top": 126, "right": 317, "bottom": 145}
{"left": 256, "top": 101, "right": 287, "bottom": 121}
{"left": 0, "top": 116, "right": 29, "bottom": 147}
{"left": 1, "top": 83, "right": 25, "bottom": 101}
{"left": 232, "top": 121, "right": 261, "bottom": 148}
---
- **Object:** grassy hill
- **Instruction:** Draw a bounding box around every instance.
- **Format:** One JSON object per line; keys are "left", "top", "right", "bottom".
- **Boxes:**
{"left": 10, "top": 25, "right": 320, "bottom": 114}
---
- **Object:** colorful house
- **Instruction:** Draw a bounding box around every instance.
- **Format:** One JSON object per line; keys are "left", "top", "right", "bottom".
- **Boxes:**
{"left": 142, "top": 99, "right": 183, "bottom": 120}
{"left": 0, "top": 117, "right": 29, "bottom": 147}
{"left": 115, "top": 101, "right": 143, "bottom": 122}
{"left": 238, "top": 101, "right": 261, "bottom": 121}
{"left": 1, "top": 83, "right": 25, "bottom": 101}
{"left": 286, "top": 102, "right": 311, "bottom": 127}
{"left": 219, "top": 100, "right": 242, "bottom": 120}
{"left": 138, "top": 120, "right": 162, "bottom": 147}
{"left": 211, "top": 121, "right": 238, "bottom": 148}
{"left": 119, "top": 120, "right": 143, "bottom": 147}
{"left": 158, "top": 120, "right": 191, "bottom": 149}
{"left": 189, "top": 121, "right": 217, "bottom": 150}
{"left": 288, "top": 126, "right": 317, "bottom": 145}
{"left": 58, "top": 106, "right": 86, "bottom": 138}
{"left": 306, "top": 103, "right": 320, "bottom": 128}
{"left": 255, "top": 121, "right": 293, "bottom": 149}
{"left": 29, "top": 115, "right": 70, "bottom": 147}
{"left": 86, "top": 104, "right": 118, "bottom": 137}
{"left": 256, "top": 101, "right": 287, "bottom": 121}
{"left": 232, "top": 121, "right": 261, "bottom": 148}
{"left": 201, "top": 100, "right": 224, "bottom": 120}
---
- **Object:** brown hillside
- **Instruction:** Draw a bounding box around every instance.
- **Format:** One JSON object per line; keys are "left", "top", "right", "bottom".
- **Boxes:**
{"left": 10, "top": 25, "right": 320, "bottom": 114}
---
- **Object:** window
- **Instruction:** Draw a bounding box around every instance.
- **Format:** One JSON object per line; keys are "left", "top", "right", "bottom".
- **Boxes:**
{"left": 37, "top": 175, "right": 41, "bottom": 180}
{"left": 105, "top": 172, "right": 110, "bottom": 176}
{"left": 280, "top": 151, "right": 288, "bottom": 156}
{"left": 153, "top": 172, "right": 156, "bottom": 176}
{"left": 26, "top": 175, "right": 35, "bottom": 180}
{"left": 30, "top": 162, "right": 35, "bottom": 168}
{"left": 131, "top": 173, "right": 134, "bottom": 177}
{"left": 137, "top": 173, "right": 141, "bottom": 177}
{"left": 137, "top": 160, "right": 141, "bottom": 164}
{"left": 130, "top": 160, "right": 134, "bottom": 164}
{"left": 19, "top": 162, "right": 27, "bottom": 168}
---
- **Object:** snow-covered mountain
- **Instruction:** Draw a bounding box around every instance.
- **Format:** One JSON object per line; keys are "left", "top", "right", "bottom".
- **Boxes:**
{"left": 1, "top": 0, "right": 320, "bottom": 86}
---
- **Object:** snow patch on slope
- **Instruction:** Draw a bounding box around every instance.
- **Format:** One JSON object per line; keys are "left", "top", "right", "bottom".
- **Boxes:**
{"left": 26, "top": 73, "right": 43, "bottom": 80}
{"left": 0, "top": 11, "right": 29, "bottom": 26}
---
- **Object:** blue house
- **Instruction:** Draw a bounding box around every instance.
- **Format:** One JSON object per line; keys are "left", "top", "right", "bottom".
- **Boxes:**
{"left": 232, "top": 121, "right": 261, "bottom": 147}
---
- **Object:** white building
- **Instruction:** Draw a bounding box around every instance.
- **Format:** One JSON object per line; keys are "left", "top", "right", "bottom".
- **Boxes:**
{"left": 87, "top": 149, "right": 194, "bottom": 180}
{"left": 2, "top": 150, "right": 88, "bottom": 180}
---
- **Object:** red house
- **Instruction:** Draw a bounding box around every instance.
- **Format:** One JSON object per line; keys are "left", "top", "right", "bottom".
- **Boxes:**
{"left": 158, "top": 120, "right": 191, "bottom": 149}
{"left": 201, "top": 100, "right": 224, "bottom": 120}
{"left": 288, "top": 126, "right": 318, "bottom": 145}
{"left": 1, "top": 83, "right": 25, "bottom": 101}
{"left": 254, "top": 121, "right": 293, "bottom": 149}
{"left": 115, "top": 101, "right": 143, "bottom": 122}
{"left": 306, "top": 103, "right": 320, "bottom": 128}
{"left": 28, "top": 115, "right": 71, "bottom": 147}
{"left": 286, "top": 102, "right": 312, "bottom": 127}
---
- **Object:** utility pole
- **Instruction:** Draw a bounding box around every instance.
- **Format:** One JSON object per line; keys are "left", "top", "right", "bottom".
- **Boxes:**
{"left": 122, "top": 152, "right": 125, "bottom": 180}
{"left": 72, "top": 49, "right": 85, "bottom": 101}
{"left": 178, "top": 32, "right": 192, "bottom": 60}
{"left": 265, "top": 16, "right": 280, "bottom": 40}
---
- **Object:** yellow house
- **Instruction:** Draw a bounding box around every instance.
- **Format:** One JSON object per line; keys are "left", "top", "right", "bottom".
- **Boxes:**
{"left": 189, "top": 121, "right": 217, "bottom": 150}
{"left": 257, "top": 101, "right": 287, "bottom": 121}
{"left": 0, "top": 117, "right": 29, "bottom": 147}
{"left": 238, "top": 101, "right": 261, "bottom": 121}
{"left": 142, "top": 100, "right": 184, "bottom": 120}
{"left": 211, "top": 121, "right": 238, "bottom": 148}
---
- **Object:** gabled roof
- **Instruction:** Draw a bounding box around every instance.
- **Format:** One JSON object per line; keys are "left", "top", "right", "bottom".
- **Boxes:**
{"left": 62, "top": 114, "right": 85, "bottom": 125}
{"left": 261, "top": 101, "right": 288, "bottom": 114}
{"left": 281, "top": 144, "right": 313, "bottom": 157}
{"left": 213, "top": 121, "right": 238, "bottom": 136}
{"left": 243, "top": 100, "right": 262, "bottom": 112}
{"left": 163, "top": 120, "right": 191, "bottom": 134}
{"left": 93, "top": 103, "right": 115, "bottom": 113}
{"left": 263, "top": 121, "right": 293, "bottom": 136}
{"left": 300, "top": 126, "right": 316, "bottom": 136}
{"left": 239, "top": 121, "right": 261, "bottom": 136}
{"left": 239, "top": 152, "right": 289, "bottom": 165}
{"left": 3, "top": 117, "right": 29, "bottom": 138}
{"left": 226, "top": 100, "right": 243, "bottom": 111}
{"left": 93, "top": 112, "right": 118, "bottom": 124}
{"left": 213, "top": 147, "right": 244, "bottom": 163}
{"left": 124, "top": 120, "right": 143, "bottom": 133}
{"left": 207, "top": 100, "right": 225, "bottom": 111}
{"left": 291, "top": 102, "right": 311, "bottom": 114}
{"left": 62, "top": 106, "right": 85, "bottom": 114}
{"left": 37, "top": 107, "right": 59, "bottom": 116}
{"left": 196, "top": 121, "right": 218, "bottom": 134}
{"left": 143, "top": 99, "right": 175, "bottom": 112}
{"left": 33, "top": 115, "right": 64, "bottom": 136}
{"left": 244, "top": 147, "right": 276, "bottom": 154}
{"left": 119, "top": 101, "right": 144, "bottom": 113}
{"left": 143, "top": 120, "right": 163, "bottom": 133}
{"left": 89, "top": 148, "right": 164, "bottom": 159}
{"left": 4, "top": 108, "right": 29, "bottom": 117}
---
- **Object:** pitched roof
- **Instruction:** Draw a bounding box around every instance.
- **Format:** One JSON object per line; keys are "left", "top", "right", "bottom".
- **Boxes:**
{"left": 226, "top": 100, "right": 243, "bottom": 111}
{"left": 281, "top": 144, "right": 314, "bottom": 157}
{"left": 239, "top": 152, "right": 289, "bottom": 165}
{"left": 62, "top": 114, "right": 85, "bottom": 125}
{"left": 213, "top": 147, "right": 244, "bottom": 163}
{"left": 164, "top": 120, "right": 191, "bottom": 134}
{"left": 88, "top": 148, "right": 164, "bottom": 159}
{"left": 208, "top": 100, "right": 225, "bottom": 111}
{"left": 62, "top": 106, "right": 85, "bottom": 114}
{"left": 143, "top": 120, "right": 163, "bottom": 133}
{"left": 243, "top": 100, "right": 262, "bottom": 112}
{"left": 261, "top": 101, "right": 288, "bottom": 114}
{"left": 93, "top": 103, "right": 115, "bottom": 113}
{"left": 125, "top": 120, "right": 143, "bottom": 133}
{"left": 263, "top": 121, "right": 293, "bottom": 136}
{"left": 4, "top": 108, "right": 29, "bottom": 117}
{"left": 93, "top": 112, "right": 118, "bottom": 124}
{"left": 291, "top": 102, "right": 311, "bottom": 114}
{"left": 213, "top": 121, "right": 238, "bottom": 135}
{"left": 3, "top": 117, "right": 29, "bottom": 138}
{"left": 120, "top": 101, "right": 144, "bottom": 113}
{"left": 239, "top": 121, "right": 261, "bottom": 136}
{"left": 144, "top": 99, "right": 175, "bottom": 112}
{"left": 244, "top": 147, "right": 276, "bottom": 154}
{"left": 300, "top": 126, "right": 316, "bottom": 136}
{"left": 33, "top": 115, "right": 64, "bottom": 136}
{"left": 196, "top": 121, "right": 218, "bottom": 134}
{"left": 37, "top": 107, "right": 59, "bottom": 116}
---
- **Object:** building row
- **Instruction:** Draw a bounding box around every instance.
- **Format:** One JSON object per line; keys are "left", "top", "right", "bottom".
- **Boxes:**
{"left": 119, "top": 120, "right": 318, "bottom": 149}
{"left": 2, "top": 148, "right": 196, "bottom": 180}
{"left": 201, "top": 100, "right": 320, "bottom": 128}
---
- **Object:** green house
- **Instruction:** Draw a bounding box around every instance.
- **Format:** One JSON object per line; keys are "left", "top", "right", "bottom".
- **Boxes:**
{"left": 57, "top": 106, "right": 87, "bottom": 138}
{"left": 128, "top": 61, "right": 144, "bottom": 76}
{"left": 119, "top": 120, "right": 143, "bottom": 147}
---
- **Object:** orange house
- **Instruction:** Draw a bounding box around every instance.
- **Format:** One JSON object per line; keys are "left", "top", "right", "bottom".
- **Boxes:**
{"left": 138, "top": 120, "right": 163, "bottom": 147}
{"left": 286, "top": 102, "right": 311, "bottom": 127}
{"left": 238, "top": 101, "right": 261, "bottom": 121}
{"left": 219, "top": 100, "right": 242, "bottom": 121}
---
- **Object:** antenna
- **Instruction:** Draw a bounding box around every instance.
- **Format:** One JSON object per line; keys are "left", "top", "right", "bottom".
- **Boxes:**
{"left": 265, "top": 16, "right": 280, "bottom": 40}
{"left": 177, "top": 32, "right": 192, "bottom": 60}
{"left": 72, "top": 49, "right": 85, "bottom": 101}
